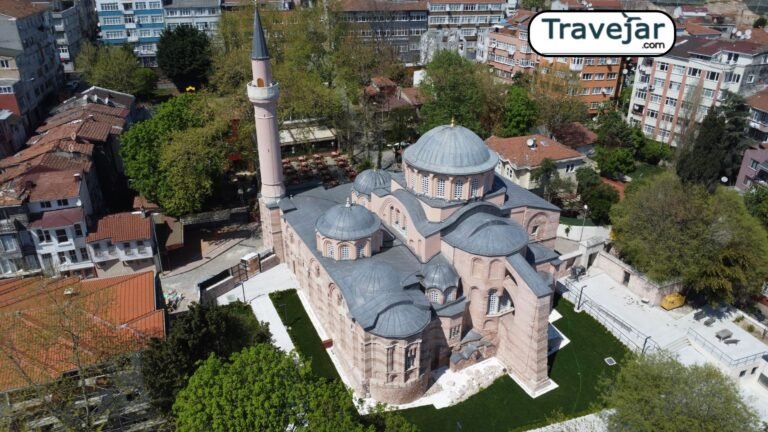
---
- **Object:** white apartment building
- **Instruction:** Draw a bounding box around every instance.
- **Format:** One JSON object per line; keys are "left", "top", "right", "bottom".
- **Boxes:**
{"left": 163, "top": 0, "right": 221, "bottom": 38}
{"left": 420, "top": 0, "right": 505, "bottom": 63}
{"left": 626, "top": 37, "right": 768, "bottom": 146}
{"left": 86, "top": 212, "right": 158, "bottom": 277}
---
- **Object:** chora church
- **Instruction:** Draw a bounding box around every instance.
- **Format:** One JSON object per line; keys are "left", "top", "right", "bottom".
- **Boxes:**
{"left": 247, "top": 10, "right": 566, "bottom": 404}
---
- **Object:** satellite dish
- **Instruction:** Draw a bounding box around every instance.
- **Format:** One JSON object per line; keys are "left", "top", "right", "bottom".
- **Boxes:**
{"left": 736, "top": 31, "right": 743, "bottom": 37}
{"left": 526, "top": 138, "right": 535, "bottom": 147}
{"left": 731, "top": 28, "right": 738, "bottom": 34}
{"left": 746, "top": 29, "right": 753, "bottom": 39}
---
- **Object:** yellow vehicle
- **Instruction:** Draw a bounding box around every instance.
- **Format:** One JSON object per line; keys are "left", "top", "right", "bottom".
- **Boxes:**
{"left": 661, "top": 292, "right": 685, "bottom": 311}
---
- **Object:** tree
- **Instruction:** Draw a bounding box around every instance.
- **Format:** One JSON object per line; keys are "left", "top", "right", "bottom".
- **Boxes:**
{"left": 575, "top": 166, "right": 601, "bottom": 193}
{"left": 419, "top": 50, "right": 486, "bottom": 134}
{"left": 173, "top": 345, "right": 373, "bottom": 432}
{"left": 594, "top": 147, "right": 635, "bottom": 178}
{"left": 601, "top": 354, "right": 761, "bottom": 432}
{"left": 531, "top": 62, "right": 588, "bottom": 134}
{"left": 157, "top": 26, "right": 212, "bottom": 90}
{"left": 581, "top": 183, "right": 619, "bottom": 225}
{"left": 501, "top": 85, "right": 537, "bottom": 137}
{"left": 75, "top": 43, "right": 157, "bottom": 97}
{"left": 532, "top": 158, "right": 559, "bottom": 200}
{"left": 677, "top": 92, "right": 751, "bottom": 192}
{"left": 520, "top": 0, "right": 545, "bottom": 9}
{"left": 744, "top": 185, "right": 768, "bottom": 228}
{"left": 611, "top": 173, "right": 768, "bottom": 304}
{"left": 754, "top": 16, "right": 767, "bottom": 28}
{"left": 141, "top": 301, "right": 271, "bottom": 414}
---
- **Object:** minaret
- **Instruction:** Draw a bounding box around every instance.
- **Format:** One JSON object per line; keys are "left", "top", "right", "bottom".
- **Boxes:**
{"left": 248, "top": 9, "right": 285, "bottom": 259}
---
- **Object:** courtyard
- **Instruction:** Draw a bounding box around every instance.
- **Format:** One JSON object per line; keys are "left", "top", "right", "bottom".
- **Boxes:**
{"left": 269, "top": 289, "right": 629, "bottom": 432}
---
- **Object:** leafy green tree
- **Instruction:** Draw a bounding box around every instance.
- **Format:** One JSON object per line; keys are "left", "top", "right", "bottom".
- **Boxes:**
{"left": 157, "top": 26, "right": 212, "bottom": 90}
{"left": 419, "top": 50, "right": 486, "bottom": 134}
{"left": 173, "top": 345, "right": 373, "bottom": 432}
{"left": 141, "top": 302, "right": 271, "bottom": 414}
{"left": 595, "top": 147, "right": 634, "bottom": 178}
{"left": 677, "top": 92, "right": 751, "bottom": 192}
{"left": 581, "top": 183, "right": 619, "bottom": 225}
{"left": 531, "top": 158, "right": 559, "bottom": 200}
{"left": 601, "top": 354, "right": 761, "bottom": 432}
{"left": 75, "top": 43, "right": 157, "bottom": 97}
{"left": 520, "top": 0, "right": 545, "bottom": 9}
{"left": 754, "top": 16, "right": 767, "bottom": 28}
{"left": 575, "top": 166, "right": 601, "bottom": 193}
{"left": 120, "top": 93, "right": 206, "bottom": 205}
{"left": 638, "top": 139, "right": 671, "bottom": 165}
{"left": 744, "top": 185, "right": 768, "bottom": 228}
{"left": 611, "top": 173, "right": 768, "bottom": 304}
{"left": 501, "top": 85, "right": 537, "bottom": 137}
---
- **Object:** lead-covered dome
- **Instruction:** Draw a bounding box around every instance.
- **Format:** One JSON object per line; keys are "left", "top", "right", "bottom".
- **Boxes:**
{"left": 444, "top": 213, "right": 528, "bottom": 256}
{"left": 316, "top": 199, "right": 380, "bottom": 241}
{"left": 353, "top": 169, "right": 391, "bottom": 195}
{"left": 421, "top": 261, "right": 459, "bottom": 292}
{"left": 403, "top": 124, "right": 499, "bottom": 175}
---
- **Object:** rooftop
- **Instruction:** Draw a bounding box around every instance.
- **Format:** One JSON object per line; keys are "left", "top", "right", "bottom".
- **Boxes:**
{"left": 0, "top": 0, "right": 46, "bottom": 18}
{"left": 403, "top": 125, "right": 499, "bottom": 176}
{"left": 748, "top": 87, "right": 768, "bottom": 113}
{"left": 87, "top": 212, "right": 152, "bottom": 243}
{"left": 28, "top": 206, "right": 84, "bottom": 229}
{"left": 486, "top": 134, "right": 584, "bottom": 169}
{"left": 23, "top": 170, "right": 82, "bottom": 202}
{"left": 0, "top": 272, "right": 164, "bottom": 393}
{"left": 668, "top": 37, "right": 768, "bottom": 60}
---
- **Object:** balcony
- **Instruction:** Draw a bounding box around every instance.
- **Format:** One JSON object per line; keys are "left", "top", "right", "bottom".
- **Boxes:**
{"left": 54, "top": 24, "right": 64, "bottom": 31}
{"left": 125, "top": 22, "right": 136, "bottom": 29}
{"left": 750, "top": 119, "right": 768, "bottom": 133}
{"left": 247, "top": 82, "right": 279, "bottom": 101}
{"left": 127, "top": 35, "right": 139, "bottom": 42}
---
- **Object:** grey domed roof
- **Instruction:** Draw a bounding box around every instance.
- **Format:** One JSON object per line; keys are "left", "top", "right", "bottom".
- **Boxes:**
{"left": 371, "top": 302, "right": 431, "bottom": 338}
{"left": 444, "top": 213, "right": 528, "bottom": 256}
{"left": 353, "top": 169, "right": 391, "bottom": 195}
{"left": 422, "top": 261, "right": 459, "bottom": 292}
{"left": 315, "top": 199, "right": 381, "bottom": 241}
{"left": 347, "top": 261, "right": 402, "bottom": 308}
{"left": 403, "top": 125, "right": 499, "bottom": 176}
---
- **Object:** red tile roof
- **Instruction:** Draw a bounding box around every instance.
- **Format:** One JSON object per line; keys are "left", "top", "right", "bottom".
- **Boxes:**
{"left": 0, "top": 272, "right": 164, "bottom": 392}
{"left": 685, "top": 22, "right": 721, "bottom": 36}
{"left": 748, "top": 87, "right": 768, "bottom": 113}
{"left": 23, "top": 170, "right": 82, "bottom": 202}
{"left": 87, "top": 212, "right": 152, "bottom": 243}
{"left": 0, "top": 0, "right": 46, "bottom": 18}
{"left": 681, "top": 5, "right": 708, "bottom": 12}
{"left": 0, "top": 140, "right": 93, "bottom": 169}
{"left": 400, "top": 87, "right": 425, "bottom": 106}
{"left": 601, "top": 178, "right": 626, "bottom": 200}
{"left": 486, "top": 134, "right": 585, "bottom": 168}
{"left": 28, "top": 206, "right": 84, "bottom": 229}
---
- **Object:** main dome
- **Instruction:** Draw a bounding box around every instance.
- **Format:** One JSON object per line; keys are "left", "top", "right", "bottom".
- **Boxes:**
{"left": 403, "top": 124, "right": 499, "bottom": 175}
{"left": 353, "top": 169, "right": 391, "bottom": 195}
{"left": 315, "top": 200, "right": 381, "bottom": 241}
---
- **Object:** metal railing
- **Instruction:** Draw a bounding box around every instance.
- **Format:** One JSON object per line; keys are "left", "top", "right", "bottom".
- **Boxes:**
{"left": 686, "top": 328, "right": 768, "bottom": 368}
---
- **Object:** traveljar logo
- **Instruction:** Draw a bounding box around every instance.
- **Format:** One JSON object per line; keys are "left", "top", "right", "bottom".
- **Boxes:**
{"left": 529, "top": 11, "right": 676, "bottom": 56}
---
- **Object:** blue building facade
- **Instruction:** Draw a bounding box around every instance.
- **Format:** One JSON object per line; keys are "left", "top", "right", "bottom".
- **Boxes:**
{"left": 96, "top": 0, "right": 165, "bottom": 66}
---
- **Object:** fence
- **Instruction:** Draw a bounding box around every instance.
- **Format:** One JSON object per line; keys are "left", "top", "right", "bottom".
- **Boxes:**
{"left": 686, "top": 328, "right": 768, "bottom": 369}
{"left": 198, "top": 248, "right": 280, "bottom": 304}
{"left": 559, "top": 278, "right": 661, "bottom": 354}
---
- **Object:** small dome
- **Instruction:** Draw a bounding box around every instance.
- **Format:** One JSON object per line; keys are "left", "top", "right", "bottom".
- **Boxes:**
{"left": 316, "top": 199, "right": 380, "bottom": 241}
{"left": 444, "top": 213, "right": 528, "bottom": 256}
{"left": 421, "top": 262, "right": 459, "bottom": 292}
{"left": 403, "top": 124, "right": 498, "bottom": 176}
{"left": 353, "top": 169, "right": 391, "bottom": 195}
{"left": 347, "top": 261, "right": 402, "bottom": 308}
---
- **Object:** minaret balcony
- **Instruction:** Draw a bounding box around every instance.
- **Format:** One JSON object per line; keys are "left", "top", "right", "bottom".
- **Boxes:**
{"left": 247, "top": 81, "right": 280, "bottom": 101}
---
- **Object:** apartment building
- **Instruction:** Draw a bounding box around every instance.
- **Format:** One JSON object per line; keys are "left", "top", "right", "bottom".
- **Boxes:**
{"left": 735, "top": 146, "right": 768, "bottom": 191}
{"left": 339, "top": 0, "right": 427, "bottom": 65}
{"left": 747, "top": 87, "right": 768, "bottom": 142}
{"left": 96, "top": 0, "right": 165, "bottom": 67}
{"left": 0, "top": 0, "right": 62, "bottom": 131}
{"left": 0, "top": 109, "right": 25, "bottom": 158}
{"left": 0, "top": 179, "right": 42, "bottom": 277}
{"left": 420, "top": 0, "right": 505, "bottom": 63}
{"left": 626, "top": 37, "right": 768, "bottom": 146}
{"left": 87, "top": 212, "right": 158, "bottom": 277}
{"left": 164, "top": 0, "right": 221, "bottom": 38}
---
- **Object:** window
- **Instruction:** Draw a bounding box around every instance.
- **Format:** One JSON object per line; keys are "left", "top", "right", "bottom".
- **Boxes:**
{"left": 101, "top": 2, "right": 118, "bottom": 10}
{"left": 504, "top": 165, "right": 513, "bottom": 178}
{"left": 698, "top": 105, "right": 709, "bottom": 116}
{"left": 103, "top": 17, "right": 122, "bottom": 25}
{"left": 55, "top": 199, "right": 69, "bottom": 207}
{"left": 653, "top": 78, "right": 665, "bottom": 89}
{"left": 590, "top": 102, "right": 600, "bottom": 109}
{"left": 40, "top": 201, "right": 51, "bottom": 209}
{"left": 107, "top": 241, "right": 116, "bottom": 254}
{"left": 137, "top": 240, "right": 146, "bottom": 253}
{"left": 725, "top": 72, "right": 741, "bottom": 83}
{"left": 0, "top": 60, "right": 8, "bottom": 69}
{"left": 643, "top": 124, "right": 655, "bottom": 135}
{"left": 421, "top": 175, "right": 429, "bottom": 194}
{"left": 661, "top": 112, "right": 674, "bottom": 123}
{"left": 453, "top": 180, "right": 464, "bottom": 199}
{"left": 93, "top": 243, "right": 102, "bottom": 256}
{"left": 531, "top": 225, "right": 540, "bottom": 235}
{"left": 405, "top": 346, "right": 417, "bottom": 370}
{"left": 436, "top": 178, "right": 446, "bottom": 198}
{"left": 705, "top": 71, "right": 720, "bottom": 81}
{"left": 149, "top": 0, "right": 161, "bottom": 7}
{"left": 668, "top": 81, "right": 681, "bottom": 91}
{"left": 0, "top": 235, "right": 15, "bottom": 252}
{"left": 428, "top": 289, "right": 440, "bottom": 303}
{"left": 487, "top": 290, "right": 499, "bottom": 314}
{"left": 565, "top": 163, "right": 575, "bottom": 173}
{"left": 449, "top": 325, "right": 461, "bottom": 339}
{"left": 0, "top": 86, "right": 12, "bottom": 94}
{"left": 80, "top": 248, "right": 88, "bottom": 261}
{"left": 647, "top": 109, "right": 658, "bottom": 119}
{"left": 74, "top": 224, "right": 83, "bottom": 237}
{"left": 58, "top": 252, "right": 67, "bottom": 264}
{"left": 410, "top": 170, "right": 416, "bottom": 188}
{"left": 672, "top": 65, "right": 685, "bottom": 74}
{"left": 594, "top": 73, "right": 605, "bottom": 80}
{"left": 658, "top": 129, "right": 670, "bottom": 141}
{"left": 748, "top": 74, "right": 756, "bottom": 83}
{"left": 581, "top": 73, "right": 593, "bottom": 80}
{"left": 664, "top": 97, "right": 677, "bottom": 107}
{"left": 656, "top": 62, "right": 669, "bottom": 71}
{"left": 592, "top": 87, "right": 602, "bottom": 95}
{"left": 650, "top": 94, "right": 663, "bottom": 104}
{"left": 751, "top": 159, "right": 760, "bottom": 170}
{"left": 357, "top": 243, "right": 365, "bottom": 258}
{"left": 105, "top": 31, "right": 124, "bottom": 39}
{"left": 37, "top": 230, "right": 51, "bottom": 243}
{"left": 55, "top": 229, "right": 68, "bottom": 243}
{"left": 340, "top": 245, "right": 350, "bottom": 260}
{"left": 124, "top": 242, "right": 133, "bottom": 255}
{"left": 135, "top": 1, "right": 146, "bottom": 8}
{"left": 607, "top": 72, "right": 617, "bottom": 80}
{"left": 702, "top": 88, "right": 715, "bottom": 98}
{"left": 635, "top": 89, "right": 647, "bottom": 99}
{"left": 69, "top": 250, "right": 78, "bottom": 263}
{"left": 470, "top": 178, "right": 480, "bottom": 197}
{"left": 326, "top": 243, "right": 334, "bottom": 258}
{"left": 687, "top": 67, "right": 702, "bottom": 77}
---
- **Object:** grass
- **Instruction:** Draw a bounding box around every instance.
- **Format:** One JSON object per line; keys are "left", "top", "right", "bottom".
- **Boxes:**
{"left": 269, "top": 290, "right": 340, "bottom": 381}
{"left": 269, "top": 290, "right": 629, "bottom": 432}
{"left": 628, "top": 163, "right": 667, "bottom": 181}
{"left": 560, "top": 215, "right": 597, "bottom": 227}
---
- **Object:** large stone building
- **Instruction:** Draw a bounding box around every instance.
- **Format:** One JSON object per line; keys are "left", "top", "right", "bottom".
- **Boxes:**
{"left": 249, "top": 10, "right": 563, "bottom": 403}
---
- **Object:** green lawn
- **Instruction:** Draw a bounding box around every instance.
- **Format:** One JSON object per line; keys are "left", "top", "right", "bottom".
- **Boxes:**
{"left": 270, "top": 290, "right": 629, "bottom": 432}
{"left": 628, "top": 163, "right": 667, "bottom": 181}
{"left": 269, "top": 290, "right": 340, "bottom": 381}
{"left": 559, "top": 215, "right": 597, "bottom": 227}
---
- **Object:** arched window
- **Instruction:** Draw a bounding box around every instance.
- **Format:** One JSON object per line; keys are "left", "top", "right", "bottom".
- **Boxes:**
{"left": 341, "top": 245, "right": 350, "bottom": 260}
{"left": 395, "top": 209, "right": 401, "bottom": 226}
{"left": 357, "top": 243, "right": 366, "bottom": 258}
{"left": 326, "top": 243, "right": 335, "bottom": 258}
{"left": 487, "top": 289, "right": 499, "bottom": 315}
{"left": 256, "top": 78, "right": 265, "bottom": 87}
{"left": 470, "top": 178, "right": 480, "bottom": 197}
{"left": 453, "top": 179, "right": 464, "bottom": 199}
{"left": 436, "top": 178, "right": 446, "bottom": 198}
{"left": 421, "top": 175, "right": 429, "bottom": 194}
{"left": 446, "top": 288, "right": 456, "bottom": 302}
{"left": 428, "top": 289, "right": 440, "bottom": 304}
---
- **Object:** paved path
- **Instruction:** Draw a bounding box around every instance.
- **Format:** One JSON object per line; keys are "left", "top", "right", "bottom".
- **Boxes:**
{"left": 217, "top": 264, "right": 299, "bottom": 353}
{"left": 160, "top": 243, "right": 260, "bottom": 312}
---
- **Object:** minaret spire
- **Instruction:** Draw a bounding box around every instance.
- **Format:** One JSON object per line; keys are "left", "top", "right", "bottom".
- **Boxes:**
{"left": 251, "top": 8, "right": 270, "bottom": 61}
